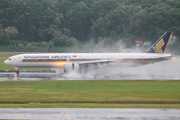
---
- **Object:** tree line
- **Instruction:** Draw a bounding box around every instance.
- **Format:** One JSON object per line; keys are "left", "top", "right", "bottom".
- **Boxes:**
{"left": 0, "top": 0, "right": 180, "bottom": 48}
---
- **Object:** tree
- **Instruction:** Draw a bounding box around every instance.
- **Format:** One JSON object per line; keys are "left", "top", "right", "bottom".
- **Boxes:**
{"left": 107, "top": 5, "right": 145, "bottom": 37}
{"left": 65, "top": 2, "right": 91, "bottom": 41}
{"left": 57, "top": 0, "right": 73, "bottom": 15}
{"left": 90, "top": 0, "right": 119, "bottom": 21}
{"left": 91, "top": 17, "right": 110, "bottom": 40}
{"left": 0, "top": 0, "right": 180, "bottom": 48}
{"left": 142, "top": 2, "right": 178, "bottom": 40}
{"left": 91, "top": 4, "right": 145, "bottom": 42}
{"left": 3, "top": 26, "right": 19, "bottom": 39}
{"left": 0, "top": 0, "right": 57, "bottom": 42}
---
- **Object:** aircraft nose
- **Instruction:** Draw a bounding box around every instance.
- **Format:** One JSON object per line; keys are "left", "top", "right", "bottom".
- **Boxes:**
{"left": 4, "top": 60, "right": 10, "bottom": 65}
{"left": 4, "top": 60, "right": 8, "bottom": 65}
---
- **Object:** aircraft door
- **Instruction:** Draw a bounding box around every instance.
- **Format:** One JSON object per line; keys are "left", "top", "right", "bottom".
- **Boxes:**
{"left": 19, "top": 58, "right": 22, "bottom": 63}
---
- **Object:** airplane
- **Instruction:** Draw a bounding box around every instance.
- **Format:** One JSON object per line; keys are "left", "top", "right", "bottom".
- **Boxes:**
{"left": 4, "top": 31, "right": 173, "bottom": 75}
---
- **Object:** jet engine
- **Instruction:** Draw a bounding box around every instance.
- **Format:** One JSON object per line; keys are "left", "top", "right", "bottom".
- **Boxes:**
{"left": 64, "top": 63, "right": 79, "bottom": 72}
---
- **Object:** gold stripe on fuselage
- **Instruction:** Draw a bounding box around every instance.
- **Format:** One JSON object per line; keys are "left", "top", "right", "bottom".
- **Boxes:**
{"left": 22, "top": 59, "right": 100, "bottom": 62}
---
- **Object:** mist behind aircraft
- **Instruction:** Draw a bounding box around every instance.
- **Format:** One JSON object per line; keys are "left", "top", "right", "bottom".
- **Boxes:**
{"left": 60, "top": 36, "right": 180, "bottom": 80}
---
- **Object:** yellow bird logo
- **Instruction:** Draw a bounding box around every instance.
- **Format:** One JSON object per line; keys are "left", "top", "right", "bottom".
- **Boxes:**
{"left": 153, "top": 38, "right": 165, "bottom": 53}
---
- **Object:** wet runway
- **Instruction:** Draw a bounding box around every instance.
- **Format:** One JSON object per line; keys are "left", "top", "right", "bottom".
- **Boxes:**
{"left": 1, "top": 71, "right": 180, "bottom": 81}
{"left": 0, "top": 56, "right": 180, "bottom": 80}
{"left": 0, "top": 108, "right": 180, "bottom": 120}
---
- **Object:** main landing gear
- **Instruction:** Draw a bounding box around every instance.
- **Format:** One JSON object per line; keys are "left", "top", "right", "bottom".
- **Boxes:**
{"left": 14, "top": 67, "right": 19, "bottom": 78}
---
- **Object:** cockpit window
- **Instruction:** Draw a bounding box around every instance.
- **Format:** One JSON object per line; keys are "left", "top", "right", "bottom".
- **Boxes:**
{"left": 8, "top": 58, "right": 11, "bottom": 60}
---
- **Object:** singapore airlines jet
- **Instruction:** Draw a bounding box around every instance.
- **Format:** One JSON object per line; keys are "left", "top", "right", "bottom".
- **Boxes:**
{"left": 4, "top": 31, "right": 173, "bottom": 74}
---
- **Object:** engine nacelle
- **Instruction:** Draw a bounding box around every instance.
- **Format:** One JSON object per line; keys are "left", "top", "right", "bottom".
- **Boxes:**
{"left": 64, "top": 63, "right": 79, "bottom": 72}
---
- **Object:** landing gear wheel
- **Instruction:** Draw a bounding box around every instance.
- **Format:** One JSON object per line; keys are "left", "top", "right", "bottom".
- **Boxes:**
{"left": 14, "top": 67, "right": 19, "bottom": 78}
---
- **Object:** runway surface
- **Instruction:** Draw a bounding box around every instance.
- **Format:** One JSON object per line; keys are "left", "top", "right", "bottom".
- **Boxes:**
{"left": 0, "top": 56, "right": 180, "bottom": 80}
{"left": 0, "top": 108, "right": 180, "bottom": 120}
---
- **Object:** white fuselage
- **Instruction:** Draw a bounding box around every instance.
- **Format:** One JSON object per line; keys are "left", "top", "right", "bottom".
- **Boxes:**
{"left": 4, "top": 53, "right": 172, "bottom": 68}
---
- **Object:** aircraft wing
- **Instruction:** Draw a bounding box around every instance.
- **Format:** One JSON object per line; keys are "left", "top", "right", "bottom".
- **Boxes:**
{"left": 78, "top": 59, "right": 116, "bottom": 65}
{"left": 77, "top": 54, "right": 171, "bottom": 66}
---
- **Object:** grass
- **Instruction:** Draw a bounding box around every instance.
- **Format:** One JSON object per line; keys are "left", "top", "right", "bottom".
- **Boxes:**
{"left": 1, "top": 103, "right": 180, "bottom": 108}
{"left": 0, "top": 52, "right": 21, "bottom": 57}
{"left": 0, "top": 80, "right": 179, "bottom": 108}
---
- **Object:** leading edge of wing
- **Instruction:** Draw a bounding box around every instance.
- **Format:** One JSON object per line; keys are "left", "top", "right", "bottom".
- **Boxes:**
{"left": 78, "top": 59, "right": 116, "bottom": 65}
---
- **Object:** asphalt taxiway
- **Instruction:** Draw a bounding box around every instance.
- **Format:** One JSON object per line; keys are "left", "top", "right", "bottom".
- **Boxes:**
{"left": 0, "top": 108, "right": 180, "bottom": 120}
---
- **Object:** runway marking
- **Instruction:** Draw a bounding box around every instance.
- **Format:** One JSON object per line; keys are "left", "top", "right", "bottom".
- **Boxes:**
{"left": 64, "top": 108, "right": 71, "bottom": 120}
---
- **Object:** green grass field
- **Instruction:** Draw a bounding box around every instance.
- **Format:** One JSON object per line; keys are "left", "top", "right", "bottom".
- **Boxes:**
{"left": 0, "top": 80, "right": 179, "bottom": 108}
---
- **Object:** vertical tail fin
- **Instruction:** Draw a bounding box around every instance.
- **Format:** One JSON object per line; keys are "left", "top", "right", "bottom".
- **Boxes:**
{"left": 146, "top": 31, "right": 173, "bottom": 53}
